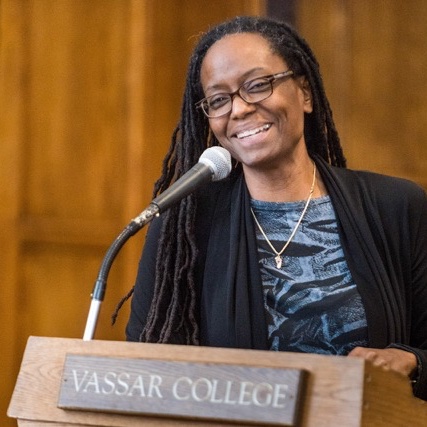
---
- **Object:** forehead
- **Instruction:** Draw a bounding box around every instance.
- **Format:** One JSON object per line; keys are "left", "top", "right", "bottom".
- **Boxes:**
{"left": 200, "top": 33, "right": 286, "bottom": 87}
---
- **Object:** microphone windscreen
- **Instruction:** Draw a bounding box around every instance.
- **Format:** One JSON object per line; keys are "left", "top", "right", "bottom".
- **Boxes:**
{"left": 199, "top": 146, "right": 232, "bottom": 181}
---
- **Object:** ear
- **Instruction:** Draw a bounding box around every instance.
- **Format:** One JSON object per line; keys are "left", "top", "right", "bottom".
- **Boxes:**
{"left": 299, "top": 77, "right": 313, "bottom": 113}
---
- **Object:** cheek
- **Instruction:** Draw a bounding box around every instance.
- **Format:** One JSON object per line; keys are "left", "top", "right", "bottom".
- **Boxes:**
{"left": 208, "top": 119, "right": 228, "bottom": 141}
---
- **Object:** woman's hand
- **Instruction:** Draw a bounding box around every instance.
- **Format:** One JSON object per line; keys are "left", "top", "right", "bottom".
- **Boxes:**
{"left": 348, "top": 347, "right": 417, "bottom": 378}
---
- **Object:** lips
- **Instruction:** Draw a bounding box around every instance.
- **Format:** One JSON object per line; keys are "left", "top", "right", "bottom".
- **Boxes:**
{"left": 234, "top": 123, "right": 271, "bottom": 139}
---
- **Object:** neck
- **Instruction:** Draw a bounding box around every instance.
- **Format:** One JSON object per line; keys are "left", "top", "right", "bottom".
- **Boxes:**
{"left": 244, "top": 156, "right": 325, "bottom": 202}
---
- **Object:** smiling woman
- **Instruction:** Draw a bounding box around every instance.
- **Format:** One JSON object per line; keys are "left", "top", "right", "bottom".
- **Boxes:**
{"left": 121, "top": 16, "right": 427, "bottom": 402}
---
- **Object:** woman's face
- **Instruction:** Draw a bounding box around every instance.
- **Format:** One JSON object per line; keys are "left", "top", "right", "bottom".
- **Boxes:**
{"left": 200, "top": 33, "right": 312, "bottom": 171}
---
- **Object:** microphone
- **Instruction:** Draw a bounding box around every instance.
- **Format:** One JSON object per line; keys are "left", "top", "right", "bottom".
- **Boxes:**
{"left": 83, "top": 146, "right": 231, "bottom": 340}
{"left": 136, "top": 145, "right": 232, "bottom": 222}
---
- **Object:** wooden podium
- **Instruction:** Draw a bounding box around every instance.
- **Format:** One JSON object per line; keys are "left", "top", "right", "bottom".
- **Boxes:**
{"left": 8, "top": 336, "right": 427, "bottom": 427}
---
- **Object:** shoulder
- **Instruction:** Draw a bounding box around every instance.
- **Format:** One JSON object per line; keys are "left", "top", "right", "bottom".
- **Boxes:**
{"left": 337, "top": 166, "right": 423, "bottom": 191}
{"left": 324, "top": 162, "right": 426, "bottom": 208}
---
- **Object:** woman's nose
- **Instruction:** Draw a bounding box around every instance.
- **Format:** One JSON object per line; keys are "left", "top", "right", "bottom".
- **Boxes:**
{"left": 229, "top": 93, "right": 256, "bottom": 118}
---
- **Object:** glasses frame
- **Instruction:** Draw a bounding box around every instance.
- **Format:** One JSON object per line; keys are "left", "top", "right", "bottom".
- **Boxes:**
{"left": 196, "top": 69, "right": 294, "bottom": 119}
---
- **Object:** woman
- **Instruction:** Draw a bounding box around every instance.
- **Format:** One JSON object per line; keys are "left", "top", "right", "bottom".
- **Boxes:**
{"left": 124, "top": 16, "right": 427, "bottom": 400}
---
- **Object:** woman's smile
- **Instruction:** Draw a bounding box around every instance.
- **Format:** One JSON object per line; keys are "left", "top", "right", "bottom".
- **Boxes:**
{"left": 233, "top": 123, "right": 272, "bottom": 140}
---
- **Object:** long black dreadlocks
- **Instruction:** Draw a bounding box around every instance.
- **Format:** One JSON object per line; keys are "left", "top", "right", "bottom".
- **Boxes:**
{"left": 115, "top": 16, "right": 347, "bottom": 344}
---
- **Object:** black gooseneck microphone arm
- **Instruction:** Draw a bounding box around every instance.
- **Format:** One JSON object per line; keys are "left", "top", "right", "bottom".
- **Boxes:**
{"left": 83, "top": 203, "right": 159, "bottom": 341}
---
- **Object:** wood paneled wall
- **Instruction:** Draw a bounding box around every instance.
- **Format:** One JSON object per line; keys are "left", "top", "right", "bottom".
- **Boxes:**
{"left": 297, "top": 0, "right": 427, "bottom": 189}
{"left": 1, "top": 1, "right": 426, "bottom": 426}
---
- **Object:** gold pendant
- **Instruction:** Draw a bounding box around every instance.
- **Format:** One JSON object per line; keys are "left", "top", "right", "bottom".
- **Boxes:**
{"left": 275, "top": 255, "right": 282, "bottom": 269}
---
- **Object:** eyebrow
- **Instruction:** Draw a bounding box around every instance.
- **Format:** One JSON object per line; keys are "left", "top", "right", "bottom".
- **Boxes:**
{"left": 203, "top": 67, "right": 267, "bottom": 93}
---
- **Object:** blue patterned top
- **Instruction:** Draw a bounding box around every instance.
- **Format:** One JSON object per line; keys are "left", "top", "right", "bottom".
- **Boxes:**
{"left": 251, "top": 195, "right": 368, "bottom": 355}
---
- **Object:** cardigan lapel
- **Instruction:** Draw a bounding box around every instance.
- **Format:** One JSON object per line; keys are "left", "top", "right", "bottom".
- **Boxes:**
{"left": 200, "top": 174, "right": 268, "bottom": 349}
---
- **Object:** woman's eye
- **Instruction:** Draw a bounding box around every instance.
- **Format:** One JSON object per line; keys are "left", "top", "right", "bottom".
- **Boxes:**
{"left": 208, "top": 95, "right": 230, "bottom": 110}
{"left": 246, "top": 79, "right": 270, "bottom": 93}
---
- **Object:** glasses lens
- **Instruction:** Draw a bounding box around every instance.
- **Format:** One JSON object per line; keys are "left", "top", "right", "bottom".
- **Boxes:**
{"left": 203, "top": 94, "right": 231, "bottom": 118}
{"left": 241, "top": 78, "right": 272, "bottom": 102}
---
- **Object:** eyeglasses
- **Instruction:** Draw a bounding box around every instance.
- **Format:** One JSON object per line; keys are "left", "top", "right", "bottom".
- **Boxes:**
{"left": 196, "top": 70, "right": 294, "bottom": 118}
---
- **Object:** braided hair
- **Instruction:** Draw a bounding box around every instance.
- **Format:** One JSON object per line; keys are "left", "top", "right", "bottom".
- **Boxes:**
{"left": 125, "top": 16, "right": 346, "bottom": 344}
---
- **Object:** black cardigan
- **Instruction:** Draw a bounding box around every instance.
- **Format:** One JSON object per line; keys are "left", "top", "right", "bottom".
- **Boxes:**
{"left": 126, "top": 157, "right": 427, "bottom": 400}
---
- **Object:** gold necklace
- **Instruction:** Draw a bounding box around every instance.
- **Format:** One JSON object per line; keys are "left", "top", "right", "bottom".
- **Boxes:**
{"left": 250, "top": 162, "right": 316, "bottom": 269}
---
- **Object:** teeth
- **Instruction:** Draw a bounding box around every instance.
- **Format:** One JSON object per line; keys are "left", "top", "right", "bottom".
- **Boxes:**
{"left": 236, "top": 124, "right": 271, "bottom": 139}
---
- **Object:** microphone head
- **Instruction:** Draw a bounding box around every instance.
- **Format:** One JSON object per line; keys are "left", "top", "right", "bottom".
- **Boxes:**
{"left": 199, "top": 146, "right": 232, "bottom": 181}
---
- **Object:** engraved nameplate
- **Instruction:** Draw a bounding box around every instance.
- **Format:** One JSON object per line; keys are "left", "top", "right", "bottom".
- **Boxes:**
{"left": 58, "top": 354, "right": 307, "bottom": 426}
